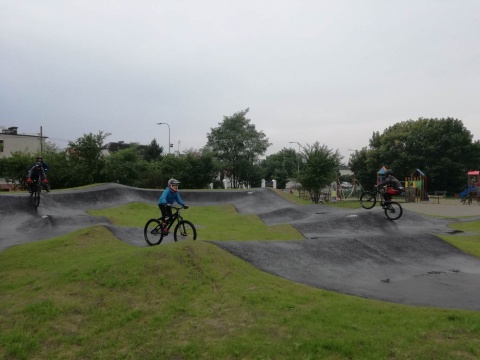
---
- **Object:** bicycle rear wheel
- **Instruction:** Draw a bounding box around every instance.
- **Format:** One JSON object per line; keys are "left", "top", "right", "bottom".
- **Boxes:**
{"left": 360, "top": 191, "right": 376, "bottom": 209}
{"left": 174, "top": 220, "right": 197, "bottom": 242}
{"left": 384, "top": 202, "right": 403, "bottom": 221}
{"left": 144, "top": 219, "right": 164, "bottom": 246}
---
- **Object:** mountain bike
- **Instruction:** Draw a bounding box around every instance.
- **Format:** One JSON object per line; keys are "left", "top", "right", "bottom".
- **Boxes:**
{"left": 28, "top": 180, "right": 42, "bottom": 208}
{"left": 144, "top": 206, "right": 197, "bottom": 246}
{"left": 359, "top": 186, "right": 403, "bottom": 220}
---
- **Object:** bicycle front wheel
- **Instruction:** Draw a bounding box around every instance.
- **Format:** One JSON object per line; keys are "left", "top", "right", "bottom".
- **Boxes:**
{"left": 384, "top": 202, "right": 403, "bottom": 221}
{"left": 144, "top": 219, "right": 164, "bottom": 246}
{"left": 360, "top": 191, "right": 376, "bottom": 209}
{"left": 33, "top": 186, "right": 41, "bottom": 208}
{"left": 174, "top": 220, "right": 197, "bottom": 242}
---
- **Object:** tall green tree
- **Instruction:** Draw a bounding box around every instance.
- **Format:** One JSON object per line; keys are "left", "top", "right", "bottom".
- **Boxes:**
{"left": 206, "top": 109, "right": 271, "bottom": 188}
{"left": 299, "top": 142, "right": 342, "bottom": 203}
{"left": 67, "top": 131, "right": 110, "bottom": 186}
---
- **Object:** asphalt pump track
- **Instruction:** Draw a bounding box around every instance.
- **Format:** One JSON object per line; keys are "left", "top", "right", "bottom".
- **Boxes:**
{"left": 1, "top": 183, "right": 480, "bottom": 311}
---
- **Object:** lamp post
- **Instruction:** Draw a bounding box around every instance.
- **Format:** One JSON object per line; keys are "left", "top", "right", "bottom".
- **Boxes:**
{"left": 157, "top": 122, "right": 171, "bottom": 154}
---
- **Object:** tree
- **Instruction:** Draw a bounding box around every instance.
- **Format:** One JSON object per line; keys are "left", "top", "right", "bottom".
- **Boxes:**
{"left": 353, "top": 118, "right": 480, "bottom": 195}
{"left": 261, "top": 148, "right": 298, "bottom": 189}
{"left": 102, "top": 146, "right": 159, "bottom": 188}
{"left": 41, "top": 142, "right": 70, "bottom": 189}
{"left": 0, "top": 151, "right": 33, "bottom": 190}
{"left": 299, "top": 142, "right": 342, "bottom": 203}
{"left": 206, "top": 109, "right": 271, "bottom": 188}
{"left": 159, "top": 149, "right": 218, "bottom": 189}
{"left": 180, "top": 149, "right": 219, "bottom": 189}
{"left": 143, "top": 138, "right": 163, "bottom": 162}
{"left": 348, "top": 147, "right": 377, "bottom": 190}
{"left": 67, "top": 131, "right": 110, "bottom": 185}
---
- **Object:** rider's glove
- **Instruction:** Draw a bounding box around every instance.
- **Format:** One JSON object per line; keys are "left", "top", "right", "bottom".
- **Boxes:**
{"left": 27, "top": 178, "right": 32, "bottom": 183}
{"left": 183, "top": 205, "right": 189, "bottom": 209}
{"left": 43, "top": 179, "right": 48, "bottom": 183}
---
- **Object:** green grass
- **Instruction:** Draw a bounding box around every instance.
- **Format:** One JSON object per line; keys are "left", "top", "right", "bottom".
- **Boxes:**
{"left": 2, "top": 199, "right": 480, "bottom": 359}
{"left": 439, "top": 221, "right": 480, "bottom": 258}
{"left": 88, "top": 202, "right": 302, "bottom": 241}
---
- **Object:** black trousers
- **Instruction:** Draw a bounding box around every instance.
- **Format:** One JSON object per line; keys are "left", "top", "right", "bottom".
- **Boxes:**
{"left": 158, "top": 204, "right": 172, "bottom": 220}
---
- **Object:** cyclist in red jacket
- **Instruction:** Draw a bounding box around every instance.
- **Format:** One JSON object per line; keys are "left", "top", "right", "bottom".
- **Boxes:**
{"left": 376, "top": 169, "right": 404, "bottom": 202}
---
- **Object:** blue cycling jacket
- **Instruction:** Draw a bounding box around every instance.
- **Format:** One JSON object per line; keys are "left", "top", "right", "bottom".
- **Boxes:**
{"left": 158, "top": 187, "right": 185, "bottom": 206}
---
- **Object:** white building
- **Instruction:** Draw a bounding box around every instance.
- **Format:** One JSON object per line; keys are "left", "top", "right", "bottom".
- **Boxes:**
{"left": 0, "top": 126, "right": 47, "bottom": 158}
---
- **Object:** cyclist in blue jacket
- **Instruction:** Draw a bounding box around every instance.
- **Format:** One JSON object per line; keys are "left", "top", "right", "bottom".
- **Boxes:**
{"left": 158, "top": 178, "right": 188, "bottom": 234}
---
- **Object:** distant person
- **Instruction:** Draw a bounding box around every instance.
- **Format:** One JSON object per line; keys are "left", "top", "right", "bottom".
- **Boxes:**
{"left": 31, "top": 156, "right": 49, "bottom": 172}
{"left": 375, "top": 169, "right": 404, "bottom": 202}
{"left": 157, "top": 178, "right": 188, "bottom": 234}
{"left": 27, "top": 162, "right": 50, "bottom": 192}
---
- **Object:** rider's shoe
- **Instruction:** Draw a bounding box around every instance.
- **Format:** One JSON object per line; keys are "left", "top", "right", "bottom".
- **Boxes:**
{"left": 161, "top": 226, "right": 169, "bottom": 235}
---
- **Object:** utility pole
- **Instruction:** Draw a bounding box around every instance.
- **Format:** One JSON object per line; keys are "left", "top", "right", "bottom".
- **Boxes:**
{"left": 40, "top": 126, "right": 43, "bottom": 155}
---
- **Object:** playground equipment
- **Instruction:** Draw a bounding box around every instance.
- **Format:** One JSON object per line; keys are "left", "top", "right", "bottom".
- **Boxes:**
{"left": 331, "top": 178, "right": 364, "bottom": 201}
{"left": 404, "top": 169, "right": 428, "bottom": 203}
{"left": 460, "top": 171, "right": 479, "bottom": 205}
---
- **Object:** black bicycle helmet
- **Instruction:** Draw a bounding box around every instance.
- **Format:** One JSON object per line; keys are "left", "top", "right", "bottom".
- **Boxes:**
{"left": 384, "top": 169, "right": 393, "bottom": 177}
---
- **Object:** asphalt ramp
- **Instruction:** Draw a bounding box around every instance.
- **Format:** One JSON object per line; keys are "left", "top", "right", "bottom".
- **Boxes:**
{"left": 1, "top": 183, "right": 480, "bottom": 311}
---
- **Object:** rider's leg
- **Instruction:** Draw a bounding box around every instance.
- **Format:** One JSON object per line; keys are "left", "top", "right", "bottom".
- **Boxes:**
{"left": 158, "top": 205, "right": 172, "bottom": 234}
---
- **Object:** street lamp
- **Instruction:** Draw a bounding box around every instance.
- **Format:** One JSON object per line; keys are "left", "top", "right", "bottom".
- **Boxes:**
{"left": 157, "top": 122, "right": 171, "bottom": 154}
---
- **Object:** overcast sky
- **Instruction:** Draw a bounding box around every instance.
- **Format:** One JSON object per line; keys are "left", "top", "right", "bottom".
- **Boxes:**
{"left": 1, "top": 1, "right": 479, "bottom": 162}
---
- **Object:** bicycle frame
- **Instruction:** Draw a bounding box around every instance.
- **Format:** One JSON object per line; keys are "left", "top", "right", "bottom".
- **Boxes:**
{"left": 144, "top": 206, "right": 197, "bottom": 246}
{"left": 161, "top": 206, "right": 184, "bottom": 229}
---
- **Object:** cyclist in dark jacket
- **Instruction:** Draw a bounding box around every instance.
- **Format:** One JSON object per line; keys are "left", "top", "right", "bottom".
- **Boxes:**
{"left": 376, "top": 169, "right": 404, "bottom": 201}
{"left": 157, "top": 178, "right": 188, "bottom": 234}
{"left": 27, "top": 162, "right": 50, "bottom": 192}
{"left": 32, "top": 156, "right": 49, "bottom": 172}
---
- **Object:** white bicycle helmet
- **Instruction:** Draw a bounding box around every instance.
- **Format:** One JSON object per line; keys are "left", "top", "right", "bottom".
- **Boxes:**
{"left": 168, "top": 178, "right": 180, "bottom": 192}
